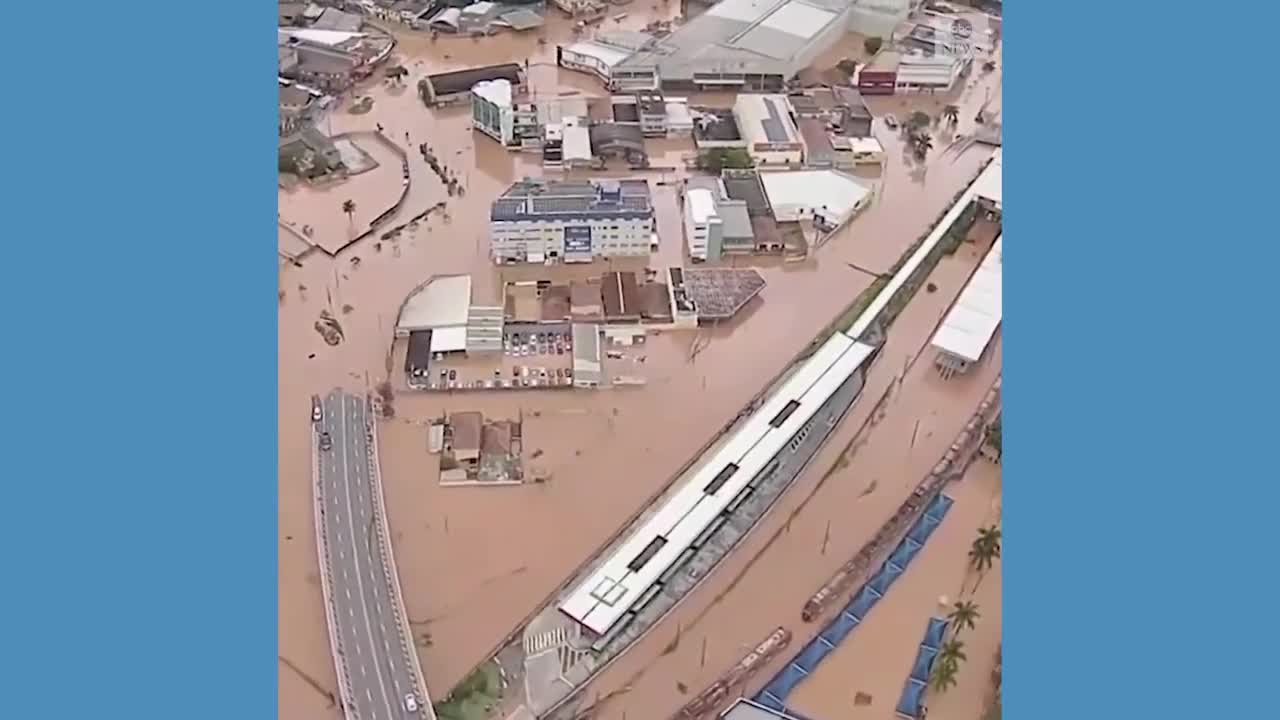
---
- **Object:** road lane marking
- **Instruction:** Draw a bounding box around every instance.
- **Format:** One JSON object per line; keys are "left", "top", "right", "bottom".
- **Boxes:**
{"left": 339, "top": 393, "right": 398, "bottom": 720}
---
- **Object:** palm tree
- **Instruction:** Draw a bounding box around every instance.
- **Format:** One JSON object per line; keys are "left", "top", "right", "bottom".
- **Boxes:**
{"left": 939, "top": 639, "right": 967, "bottom": 668}
{"left": 911, "top": 131, "right": 934, "bottom": 162}
{"left": 341, "top": 200, "right": 357, "bottom": 229}
{"left": 942, "top": 104, "right": 961, "bottom": 126}
{"left": 948, "top": 600, "right": 980, "bottom": 638}
{"left": 930, "top": 658, "right": 958, "bottom": 693}
{"left": 968, "top": 525, "right": 1002, "bottom": 592}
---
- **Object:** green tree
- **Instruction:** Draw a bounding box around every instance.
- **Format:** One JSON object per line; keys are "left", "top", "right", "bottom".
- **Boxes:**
{"left": 911, "top": 131, "right": 934, "bottom": 162}
{"left": 342, "top": 199, "right": 357, "bottom": 229}
{"left": 968, "top": 525, "right": 1002, "bottom": 592}
{"left": 864, "top": 36, "right": 883, "bottom": 55}
{"left": 697, "top": 147, "right": 754, "bottom": 174}
{"left": 986, "top": 418, "right": 1002, "bottom": 455}
{"left": 907, "top": 111, "right": 932, "bottom": 131}
{"left": 930, "top": 658, "right": 958, "bottom": 693}
{"left": 948, "top": 600, "right": 980, "bottom": 637}
{"left": 836, "top": 58, "right": 858, "bottom": 76}
{"left": 942, "top": 104, "right": 961, "bottom": 126}
{"left": 939, "top": 638, "right": 968, "bottom": 668}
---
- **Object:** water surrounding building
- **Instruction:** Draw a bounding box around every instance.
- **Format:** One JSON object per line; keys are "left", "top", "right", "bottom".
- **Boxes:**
{"left": 489, "top": 179, "right": 658, "bottom": 264}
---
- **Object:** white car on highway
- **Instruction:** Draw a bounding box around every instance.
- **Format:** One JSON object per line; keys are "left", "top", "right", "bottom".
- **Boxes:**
{"left": 403, "top": 693, "right": 419, "bottom": 712}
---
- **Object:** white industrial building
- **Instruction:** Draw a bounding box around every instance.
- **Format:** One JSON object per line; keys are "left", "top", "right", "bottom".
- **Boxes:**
{"left": 834, "top": 135, "right": 885, "bottom": 168}
{"left": 931, "top": 235, "right": 1002, "bottom": 377}
{"left": 895, "top": 49, "right": 971, "bottom": 93}
{"left": 471, "top": 79, "right": 516, "bottom": 145}
{"left": 605, "top": 0, "right": 912, "bottom": 91}
{"left": 759, "top": 170, "right": 873, "bottom": 230}
{"left": 684, "top": 188, "right": 723, "bottom": 262}
{"left": 489, "top": 179, "right": 657, "bottom": 264}
{"left": 733, "top": 94, "right": 805, "bottom": 166}
{"left": 972, "top": 150, "right": 1002, "bottom": 211}
{"left": 559, "top": 332, "right": 878, "bottom": 638}
{"left": 571, "top": 323, "right": 603, "bottom": 388}
{"left": 557, "top": 37, "right": 643, "bottom": 86}
{"left": 396, "top": 274, "right": 507, "bottom": 356}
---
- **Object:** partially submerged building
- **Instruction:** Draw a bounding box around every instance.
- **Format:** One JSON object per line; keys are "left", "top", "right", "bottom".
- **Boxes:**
{"left": 676, "top": 268, "right": 767, "bottom": 322}
{"left": 733, "top": 94, "right": 805, "bottom": 166}
{"left": 277, "top": 27, "right": 395, "bottom": 92}
{"left": 571, "top": 323, "right": 603, "bottom": 388}
{"left": 436, "top": 411, "right": 524, "bottom": 485}
{"left": 610, "top": 94, "right": 694, "bottom": 138}
{"left": 557, "top": 330, "right": 879, "bottom": 665}
{"left": 931, "top": 235, "right": 1002, "bottom": 378}
{"left": 419, "top": 63, "right": 525, "bottom": 106}
{"left": 759, "top": 170, "right": 873, "bottom": 231}
{"left": 397, "top": 275, "right": 508, "bottom": 387}
{"left": 470, "top": 78, "right": 544, "bottom": 149}
{"left": 278, "top": 82, "right": 317, "bottom": 137}
{"left": 557, "top": 33, "right": 656, "bottom": 86}
{"left": 683, "top": 177, "right": 756, "bottom": 261}
{"left": 489, "top": 179, "right": 657, "bottom": 264}
{"left": 606, "top": 0, "right": 911, "bottom": 91}
{"left": 278, "top": 126, "right": 343, "bottom": 179}
{"left": 692, "top": 108, "right": 746, "bottom": 150}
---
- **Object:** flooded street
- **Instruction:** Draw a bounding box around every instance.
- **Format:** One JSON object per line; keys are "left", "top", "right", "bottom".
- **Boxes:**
{"left": 279, "top": 13, "right": 1002, "bottom": 720}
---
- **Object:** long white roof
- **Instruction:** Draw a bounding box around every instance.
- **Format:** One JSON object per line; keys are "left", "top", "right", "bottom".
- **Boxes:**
{"left": 972, "top": 150, "right": 1002, "bottom": 208}
{"left": 931, "top": 235, "right": 1002, "bottom": 362}
{"left": 848, "top": 149, "right": 1002, "bottom": 340}
{"left": 559, "top": 334, "right": 877, "bottom": 636}
{"left": 397, "top": 275, "right": 472, "bottom": 333}
{"left": 760, "top": 170, "right": 872, "bottom": 221}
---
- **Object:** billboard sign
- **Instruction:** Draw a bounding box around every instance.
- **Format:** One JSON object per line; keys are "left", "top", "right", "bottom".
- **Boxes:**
{"left": 564, "top": 226, "right": 593, "bottom": 257}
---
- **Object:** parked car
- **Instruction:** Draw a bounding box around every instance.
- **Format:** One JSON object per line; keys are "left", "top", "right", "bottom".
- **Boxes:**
{"left": 404, "top": 694, "right": 419, "bottom": 712}
{"left": 311, "top": 396, "right": 322, "bottom": 423}
{"left": 448, "top": 369, "right": 457, "bottom": 381}
{"left": 319, "top": 432, "right": 333, "bottom": 451}
{"left": 884, "top": 113, "right": 899, "bottom": 129}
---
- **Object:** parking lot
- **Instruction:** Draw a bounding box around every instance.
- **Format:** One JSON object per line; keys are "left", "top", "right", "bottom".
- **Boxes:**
{"left": 415, "top": 325, "right": 578, "bottom": 392}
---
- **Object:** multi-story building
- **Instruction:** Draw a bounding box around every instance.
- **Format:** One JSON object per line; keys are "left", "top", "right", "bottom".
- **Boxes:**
{"left": 684, "top": 188, "right": 723, "bottom": 262}
{"left": 489, "top": 179, "right": 658, "bottom": 265}
{"left": 472, "top": 79, "right": 517, "bottom": 145}
{"left": 684, "top": 177, "right": 757, "bottom": 261}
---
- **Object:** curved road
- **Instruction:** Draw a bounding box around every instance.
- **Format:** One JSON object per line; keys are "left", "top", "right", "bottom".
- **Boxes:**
{"left": 315, "top": 389, "right": 432, "bottom": 720}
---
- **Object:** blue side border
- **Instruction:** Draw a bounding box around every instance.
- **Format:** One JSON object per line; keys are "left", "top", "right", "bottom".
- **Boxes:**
{"left": 1010, "top": 3, "right": 1277, "bottom": 719}
{"left": 3, "top": 5, "right": 278, "bottom": 719}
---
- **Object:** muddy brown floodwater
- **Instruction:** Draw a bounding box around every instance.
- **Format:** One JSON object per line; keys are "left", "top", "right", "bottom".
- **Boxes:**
{"left": 278, "top": 13, "right": 1002, "bottom": 720}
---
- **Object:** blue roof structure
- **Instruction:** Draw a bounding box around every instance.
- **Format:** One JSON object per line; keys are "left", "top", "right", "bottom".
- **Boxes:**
{"left": 753, "top": 494, "right": 955, "bottom": 711}
{"left": 896, "top": 617, "right": 951, "bottom": 718}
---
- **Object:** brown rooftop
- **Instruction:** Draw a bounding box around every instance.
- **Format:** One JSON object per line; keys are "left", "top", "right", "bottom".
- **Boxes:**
{"left": 639, "top": 283, "right": 672, "bottom": 321}
{"left": 481, "top": 421, "right": 515, "bottom": 456}
{"left": 449, "top": 411, "right": 483, "bottom": 454}
{"left": 602, "top": 271, "right": 642, "bottom": 320}
{"left": 570, "top": 281, "right": 603, "bottom": 314}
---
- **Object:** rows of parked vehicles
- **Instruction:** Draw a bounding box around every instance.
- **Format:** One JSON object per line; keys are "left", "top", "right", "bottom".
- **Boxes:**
{"left": 505, "top": 330, "right": 572, "bottom": 357}
{"left": 424, "top": 364, "right": 576, "bottom": 391}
